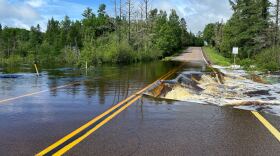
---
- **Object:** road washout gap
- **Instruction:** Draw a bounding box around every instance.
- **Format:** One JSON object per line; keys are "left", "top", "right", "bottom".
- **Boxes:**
{"left": 145, "top": 47, "right": 280, "bottom": 116}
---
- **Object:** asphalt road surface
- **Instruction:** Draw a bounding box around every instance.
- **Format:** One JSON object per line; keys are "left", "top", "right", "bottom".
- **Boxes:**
{"left": 0, "top": 47, "right": 279, "bottom": 156}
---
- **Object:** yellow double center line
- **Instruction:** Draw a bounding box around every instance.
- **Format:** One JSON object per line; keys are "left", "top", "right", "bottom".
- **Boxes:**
{"left": 202, "top": 48, "right": 280, "bottom": 143}
{"left": 36, "top": 64, "right": 185, "bottom": 156}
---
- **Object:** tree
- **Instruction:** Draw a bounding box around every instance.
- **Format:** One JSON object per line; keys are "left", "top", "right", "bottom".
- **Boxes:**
{"left": 98, "top": 4, "right": 106, "bottom": 17}
{"left": 30, "top": 24, "right": 42, "bottom": 60}
{"left": 82, "top": 8, "right": 96, "bottom": 42}
{"left": 143, "top": 0, "right": 150, "bottom": 20}
{"left": 82, "top": 7, "right": 94, "bottom": 19}
{"left": 114, "top": 0, "right": 117, "bottom": 18}
{"left": 214, "top": 21, "right": 224, "bottom": 51}
{"left": 221, "top": 0, "right": 270, "bottom": 58}
{"left": 96, "top": 4, "right": 112, "bottom": 36}
{"left": 60, "top": 16, "right": 71, "bottom": 46}
{"left": 119, "top": 0, "right": 123, "bottom": 18}
{"left": 0, "top": 23, "right": 3, "bottom": 57}
{"left": 152, "top": 9, "right": 193, "bottom": 54}
{"left": 69, "top": 21, "right": 82, "bottom": 48}
{"left": 275, "top": 0, "right": 280, "bottom": 45}
{"left": 117, "top": 0, "right": 123, "bottom": 42}
{"left": 126, "top": 0, "right": 133, "bottom": 42}
{"left": 180, "top": 18, "right": 188, "bottom": 46}
{"left": 0, "top": 2, "right": 198, "bottom": 65}
{"left": 168, "top": 9, "right": 182, "bottom": 49}
{"left": 203, "top": 23, "right": 215, "bottom": 46}
{"left": 45, "top": 18, "right": 61, "bottom": 54}
{"left": 0, "top": 24, "right": 2, "bottom": 35}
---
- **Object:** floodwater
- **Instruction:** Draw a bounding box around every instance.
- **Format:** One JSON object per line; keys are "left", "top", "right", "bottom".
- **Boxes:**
{"left": 0, "top": 61, "right": 180, "bottom": 155}
{"left": 146, "top": 65, "right": 280, "bottom": 117}
{"left": 0, "top": 62, "right": 178, "bottom": 99}
{"left": 0, "top": 60, "right": 280, "bottom": 155}
{"left": 1, "top": 61, "right": 280, "bottom": 118}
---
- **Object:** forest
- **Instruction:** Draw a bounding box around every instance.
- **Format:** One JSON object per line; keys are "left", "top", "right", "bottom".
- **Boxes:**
{"left": 0, "top": 1, "right": 203, "bottom": 67}
{"left": 203, "top": 0, "right": 280, "bottom": 71}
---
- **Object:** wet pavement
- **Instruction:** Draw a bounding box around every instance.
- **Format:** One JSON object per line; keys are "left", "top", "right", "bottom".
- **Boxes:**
{"left": 68, "top": 101, "right": 280, "bottom": 156}
{"left": 0, "top": 48, "right": 279, "bottom": 155}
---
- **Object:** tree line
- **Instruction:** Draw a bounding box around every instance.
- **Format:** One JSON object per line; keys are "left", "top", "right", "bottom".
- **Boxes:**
{"left": 203, "top": 0, "right": 280, "bottom": 71}
{"left": 0, "top": 1, "right": 203, "bottom": 67}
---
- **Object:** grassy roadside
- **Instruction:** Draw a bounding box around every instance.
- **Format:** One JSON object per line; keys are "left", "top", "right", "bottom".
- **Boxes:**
{"left": 202, "top": 47, "right": 231, "bottom": 66}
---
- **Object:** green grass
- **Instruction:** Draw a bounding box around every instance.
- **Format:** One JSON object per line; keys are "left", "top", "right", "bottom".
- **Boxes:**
{"left": 203, "top": 47, "right": 231, "bottom": 66}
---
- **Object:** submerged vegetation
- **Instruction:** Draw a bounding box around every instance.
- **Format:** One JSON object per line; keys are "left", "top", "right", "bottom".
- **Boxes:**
{"left": 203, "top": 0, "right": 280, "bottom": 71}
{"left": 0, "top": 2, "right": 203, "bottom": 67}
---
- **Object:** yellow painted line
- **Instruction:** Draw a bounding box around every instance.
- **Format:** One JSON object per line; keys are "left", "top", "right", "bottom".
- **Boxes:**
{"left": 53, "top": 95, "right": 142, "bottom": 156}
{"left": 202, "top": 49, "right": 280, "bottom": 142}
{"left": 251, "top": 111, "right": 280, "bottom": 142}
{"left": 0, "top": 82, "right": 80, "bottom": 104}
{"left": 36, "top": 66, "right": 181, "bottom": 156}
{"left": 53, "top": 64, "right": 184, "bottom": 155}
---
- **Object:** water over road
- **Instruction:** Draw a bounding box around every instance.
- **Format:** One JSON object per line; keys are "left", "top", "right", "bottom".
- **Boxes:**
{"left": 0, "top": 47, "right": 279, "bottom": 155}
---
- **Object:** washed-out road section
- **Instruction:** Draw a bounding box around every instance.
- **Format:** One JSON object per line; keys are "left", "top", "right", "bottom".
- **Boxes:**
{"left": 0, "top": 47, "right": 279, "bottom": 155}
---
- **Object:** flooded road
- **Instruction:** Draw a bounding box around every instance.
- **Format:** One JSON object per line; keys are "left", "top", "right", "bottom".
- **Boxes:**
{"left": 146, "top": 65, "right": 280, "bottom": 116}
{"left": 0, "top": 48, "right": 279, "bottom": 155}
{"left": 0, "top": 62, "right": 178, "bottom": 155}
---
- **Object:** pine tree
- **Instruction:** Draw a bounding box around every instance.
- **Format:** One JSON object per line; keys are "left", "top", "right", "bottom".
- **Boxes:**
{"left": 30, "top": 24, "right": 42, "bottom": 61}
{"left": 221, "top": 0, "right": 270, "bottom": 58}
{"left": 180, "top": 18, "right": 188, "bottom": 46}
{"left": 45, "top": 18, "right": 61, "bottom": 54}
{"left": 60, "top": 16, "right": 71, "bottom": 47}
{"left": 82, "top": 8, "right": 94, "bottom": 19}
{"left": 275, "top": 0, "right": 280, "bottom": 45}
{"left": 203, "top": 23, "right": 215, "bottom": 46}
{"left": 0, "top": 24, "right": 2, "bottom": 56}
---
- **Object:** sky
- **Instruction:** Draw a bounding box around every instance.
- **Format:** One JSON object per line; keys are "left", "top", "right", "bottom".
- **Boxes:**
{"left": 0, "top": 0, "right": 233, "bottom": 33}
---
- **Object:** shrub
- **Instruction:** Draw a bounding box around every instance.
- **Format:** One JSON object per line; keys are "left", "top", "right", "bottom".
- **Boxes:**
{"left": 255, "top": 47, "right": 280, "bottom": 71}
{"left": 59, "top": 47, "right": 80, "bottom": 65}
{"left": 239, "top": 58, "right": 255, "bottom": 70}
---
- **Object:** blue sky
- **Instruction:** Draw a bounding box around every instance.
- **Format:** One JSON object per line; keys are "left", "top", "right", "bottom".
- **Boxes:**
{"left": 0, "top": 0, "right": 233, "bottom": 32}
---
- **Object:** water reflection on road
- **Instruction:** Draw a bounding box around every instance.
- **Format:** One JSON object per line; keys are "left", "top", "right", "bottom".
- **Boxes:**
{"left": 0, "top": 61, "right": 179, "bottom": 119}
{"left": 0, "top": 61, "right": 280, "bottom": 155}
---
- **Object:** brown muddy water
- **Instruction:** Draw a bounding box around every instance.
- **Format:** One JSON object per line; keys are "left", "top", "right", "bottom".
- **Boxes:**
{"left": 0, "top": 61, "right": 280, "bottom": 155}
{"left": 145, "top": 65, "right": 280, "bottom": 116}
{"left": 1, "top": 62, "right": 280, "bottom": 118}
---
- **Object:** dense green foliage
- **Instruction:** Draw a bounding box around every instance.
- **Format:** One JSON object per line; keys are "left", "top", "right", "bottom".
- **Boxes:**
{"left": 0, "top": 4, "right": 201, "bottom": 67}
{"left": 203, "top": 0, "right": 280, "bottom": 71}
{"left": 255, "top": 46, "right": 280, "bottom": 71}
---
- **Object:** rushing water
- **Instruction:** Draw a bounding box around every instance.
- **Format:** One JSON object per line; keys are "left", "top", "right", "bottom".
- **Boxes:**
{"left": 146, "top": 65, "right": 280, "bottom": 116}
{"left": 1, "top": 61, "right": 280, "bottom": 118}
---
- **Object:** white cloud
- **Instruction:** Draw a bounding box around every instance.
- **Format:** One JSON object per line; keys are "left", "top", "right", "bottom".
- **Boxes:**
{"left": 0, "top": 0, "right": 233, "bottom": 33}
{"left": 25, "top": 0, "right": 46, "bottom": 8}
{"left": 152, "top": 0, "right": 233, "bottom": 33}
{"left": 0, "top": 0, "right": 88, "bottom": 31}
{"left": 0, "top": 0, "right": 42, "bottom": 29}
